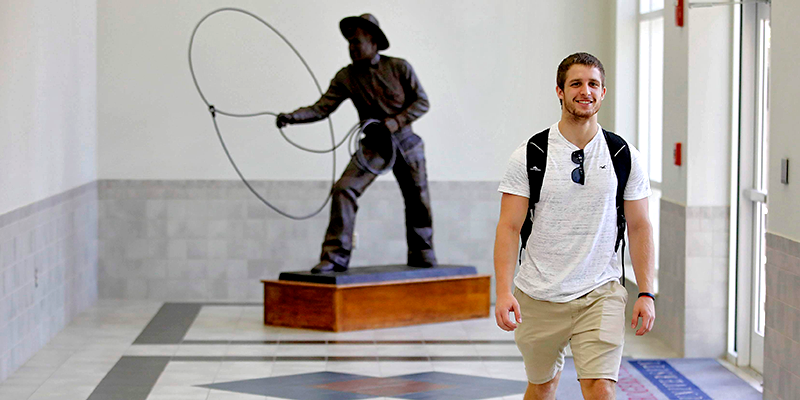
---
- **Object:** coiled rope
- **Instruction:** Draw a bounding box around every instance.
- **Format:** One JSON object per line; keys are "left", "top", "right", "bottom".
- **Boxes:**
{"left": 188, "top": 8, "right": 396, "bottom": 220}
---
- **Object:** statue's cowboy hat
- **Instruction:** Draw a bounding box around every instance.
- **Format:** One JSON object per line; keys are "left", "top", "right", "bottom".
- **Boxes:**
{"left": 339, "top": 13, "right": 389, "bottom": 51}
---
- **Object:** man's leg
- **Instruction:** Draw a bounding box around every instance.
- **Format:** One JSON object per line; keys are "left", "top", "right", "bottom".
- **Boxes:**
{"left": 318, "top": 149, "right": 380, "bottom": 270}
{"left": 578, "top": 379, "right": 616, "bottom": 400}
{"left": 514, "top": 289, "right": 572, "bottom": 399}
{"left": 570, "top": 281, "right": 627, "bottom": 400}
{"left": 523, "top": 370, "right": 561, "bottom": 400}
{"left": 392, "top": 137, "right": 436, "bottom": 266}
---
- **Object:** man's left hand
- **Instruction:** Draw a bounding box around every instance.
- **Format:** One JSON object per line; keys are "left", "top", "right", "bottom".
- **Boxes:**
{"left": 383, "top": 118, "right": 399, "bottom": 134}
{"left": 631, "top": 297, "right": 655, "bottom": 336}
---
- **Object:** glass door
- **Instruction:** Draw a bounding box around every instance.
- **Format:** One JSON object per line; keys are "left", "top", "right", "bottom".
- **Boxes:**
{"left": 735, "top": 1, "right": 770, "bottom": 375}
{"left": 748, "top": 5, "right": 770, "bottom": 373}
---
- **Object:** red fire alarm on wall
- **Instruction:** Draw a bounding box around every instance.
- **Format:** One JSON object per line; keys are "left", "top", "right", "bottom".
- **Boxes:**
{"left": 676, "top": 0, "right": 684, "bottom": 27}
{"left": 674, "top": 142, "right": 682, "bottom": 166}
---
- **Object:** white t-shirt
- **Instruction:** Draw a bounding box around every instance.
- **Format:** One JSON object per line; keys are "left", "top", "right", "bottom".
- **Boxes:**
{"left": 498, "top": 122, "right": 651, "bottom": 302}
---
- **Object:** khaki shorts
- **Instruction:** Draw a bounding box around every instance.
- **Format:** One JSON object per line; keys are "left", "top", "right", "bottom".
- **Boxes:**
{"left": 514, "top": 280, "right": 628, "bottom": 384}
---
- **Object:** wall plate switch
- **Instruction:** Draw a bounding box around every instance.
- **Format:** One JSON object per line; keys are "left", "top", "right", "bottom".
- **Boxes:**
{"left": 781, "top": 158, "right": 789, "bottom": 184}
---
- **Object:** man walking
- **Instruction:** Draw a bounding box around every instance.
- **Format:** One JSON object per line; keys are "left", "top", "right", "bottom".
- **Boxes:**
{"left": 493, "top": 52, "right": 656, "bottom": 399}
{"left": 277, "top": 14, "right": 436, "bottom": 273}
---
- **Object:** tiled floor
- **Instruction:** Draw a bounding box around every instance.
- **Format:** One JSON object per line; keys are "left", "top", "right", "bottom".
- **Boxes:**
{"left": 0, "top": 300, "right": 760, "bottom": 400}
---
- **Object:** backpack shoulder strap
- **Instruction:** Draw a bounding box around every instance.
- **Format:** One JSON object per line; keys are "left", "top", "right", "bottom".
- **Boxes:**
{"left": 603, "top": 129, "right": 632, "bottom": 283}
{"left": 603, "top": 129, "right": 631, "bottom": 220}
{"left": 519, "top": 128, "right": 550, "bottom": 260}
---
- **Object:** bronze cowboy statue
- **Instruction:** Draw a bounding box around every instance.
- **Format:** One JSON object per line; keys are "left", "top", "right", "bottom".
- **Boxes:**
{"left": 276, "top": 14, "right": 437, "bottom": 274}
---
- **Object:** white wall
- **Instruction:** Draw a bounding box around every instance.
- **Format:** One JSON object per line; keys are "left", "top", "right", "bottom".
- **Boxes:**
{"left": 687, "top": 7, "right": 732, "bottom": 206}
{"left": 0, "top": 0, "right": 98, "bottom": 215}
{"left": 98, "top": 0, "right": 617, "bottom": 182}
{"left": 613, "top": 0, "right": 637, "bottom": 146}
{"left": 660, "top": 5, "right": 732, "bottom": 207}
{"left": 769, "top": 0, "right": 800, "bottom": 241}
{"left": 661, "top": 2, "right": 689, "bottom": 205}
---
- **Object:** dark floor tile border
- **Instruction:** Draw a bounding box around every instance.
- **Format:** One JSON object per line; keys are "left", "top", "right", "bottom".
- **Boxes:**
{"left": 134, "top": 303, "right": 517, "bottom": 347}
{"left": 379, "top": 356, "right": 435, "bottom": 362}
{"left": 132, "top": 301, "right": 257, "bottom": 346}
{"left": 134, "top": 303, "right": 202, "bottom": 344}
{"left": 86, "top": 356, "right": 169, "bottom": 400}
{"left": 375, "top": 340, "right": 425, "bottom": 344}
{"left": 429, "top": 356, "right": 505, "bottom": 362}
{"left": 140, "top": 355, "right": 524, "bottom": 363}
{"left": 178, "top": 339, "right": 517, "bottom": 345}
{"left": 327, "top": 356, "right": 380, "bottom": 362}
{"left": 280, "top": 340, "right": 329, "bottom": 345}
{"left": 274, "top": 356, "right": 329, "bottom": 362}
{"left": 425, "top": 340, "right": 515, "bottom": 345}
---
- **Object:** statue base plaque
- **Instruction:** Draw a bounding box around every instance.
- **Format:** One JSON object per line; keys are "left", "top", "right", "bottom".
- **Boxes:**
{"left": 262, "top": 264, "right": 490, "bottom": 331}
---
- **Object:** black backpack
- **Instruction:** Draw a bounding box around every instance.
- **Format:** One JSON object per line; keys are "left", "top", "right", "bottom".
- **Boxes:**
{"left": 519, "top": 128, "right": 632, "bottom": 283}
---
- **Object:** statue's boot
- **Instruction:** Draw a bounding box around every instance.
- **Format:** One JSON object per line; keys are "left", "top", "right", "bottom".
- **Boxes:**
{"left": 407, "top": 259, "right": 436, "bottom": 268}
{"left": 311, "top": 260, "right": 347, "bottom": 274}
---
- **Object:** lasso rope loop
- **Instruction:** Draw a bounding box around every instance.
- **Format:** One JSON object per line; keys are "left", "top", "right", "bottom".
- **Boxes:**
{"left": 189, "top": 8, "right": 395, "bottom": 220}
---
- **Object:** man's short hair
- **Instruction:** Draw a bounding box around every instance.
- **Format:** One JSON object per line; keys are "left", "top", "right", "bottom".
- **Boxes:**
{"left": 556, "top": 52, "right": 606, "bottom": 90}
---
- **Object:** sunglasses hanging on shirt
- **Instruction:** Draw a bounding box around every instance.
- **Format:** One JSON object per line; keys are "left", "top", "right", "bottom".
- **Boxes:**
{"left": 571, "top": 149, "right": 585, "bottom": 185}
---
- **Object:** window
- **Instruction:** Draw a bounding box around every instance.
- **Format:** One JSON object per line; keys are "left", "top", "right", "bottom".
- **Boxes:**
{"left": 632, "top": 0, "right": 664, "bottom": 291}
{"left": 640, "top": 0, "right": 665, "bottom": 14}
{"left": 638, "top": 2, "right": 664, "bottom": 183}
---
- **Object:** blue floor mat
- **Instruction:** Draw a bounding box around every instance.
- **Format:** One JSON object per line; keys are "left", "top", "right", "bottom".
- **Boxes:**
{"left": 555, "top": 358, "right": 761, "bottom": 400}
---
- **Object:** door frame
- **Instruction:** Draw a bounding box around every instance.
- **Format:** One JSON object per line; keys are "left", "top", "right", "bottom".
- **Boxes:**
{"left": 729, "top": 0, "right": 770, "bottom": 374}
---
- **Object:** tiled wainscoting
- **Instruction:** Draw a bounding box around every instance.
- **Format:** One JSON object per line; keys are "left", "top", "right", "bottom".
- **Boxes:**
{"left": 684, "top": 204, "right": 729, "bottom": 357}
{"left": 656, "top": 199, "right": 729, "bottom": 358}
{"left": 764, "top": 233, "right": 800, "bottom": 400}
{"left": 98, "top": 180, "right": 501, "bottom": 301}
{"left": 656, "top": 199, "right": 686, "bottom": 355}
{"left": 0, "top": 182, "right": 99, "bottom": 381}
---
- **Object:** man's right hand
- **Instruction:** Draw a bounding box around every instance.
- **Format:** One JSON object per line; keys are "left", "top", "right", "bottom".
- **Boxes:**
{"left": 276, "top": 113, "right": 294, "bottom": 128}
{"left": 495, "top": 292, "right": 522, "bottom": 331}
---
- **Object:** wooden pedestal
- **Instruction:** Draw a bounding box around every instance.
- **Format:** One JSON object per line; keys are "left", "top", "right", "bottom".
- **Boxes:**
{"left": 262, "top": 274, "right": 490, "bottom": 331}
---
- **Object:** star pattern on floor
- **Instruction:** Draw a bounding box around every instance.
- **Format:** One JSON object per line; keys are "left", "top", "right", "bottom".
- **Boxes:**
{"left": 197, "top": 371, "right": 528, "bottom": 399}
